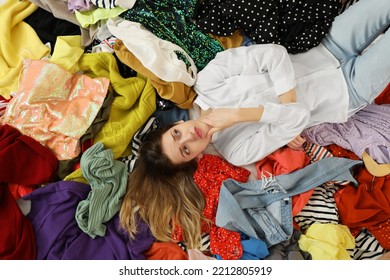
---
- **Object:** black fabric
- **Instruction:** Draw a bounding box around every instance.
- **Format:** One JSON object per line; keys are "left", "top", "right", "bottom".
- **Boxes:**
{"left": 195, "top": 0, "right": 341, "bottom": 54}
{"left": 24, "top": 7, "right": 81, "bottom": 54}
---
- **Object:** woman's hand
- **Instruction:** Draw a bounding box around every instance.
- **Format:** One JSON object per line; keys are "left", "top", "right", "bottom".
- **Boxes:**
{"left": 200, "top": 107, "right": 264, "bottom": 138}
{"left": 287, "top": 135, "right": 306, "bottom": 150}
{"left": 200, "top": 108, "right": 241, "bottom": 137}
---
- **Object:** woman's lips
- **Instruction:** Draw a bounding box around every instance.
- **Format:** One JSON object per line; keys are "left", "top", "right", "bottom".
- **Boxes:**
{"left": 195, "top": 127, "right": 202, "bottom": 139}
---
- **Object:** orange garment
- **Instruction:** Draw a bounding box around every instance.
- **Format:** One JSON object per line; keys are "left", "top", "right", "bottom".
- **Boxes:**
{"left": 336, "top": 168, "right": 390, "bottom": 249}
{"left": 255, "top": 146, "right": 311, "bottom": 219}
{"left": 144, "top": 242, "right": 188, "bottom": 260}
{"left": 255, "top": 146, "right": 310, "bottom": 179}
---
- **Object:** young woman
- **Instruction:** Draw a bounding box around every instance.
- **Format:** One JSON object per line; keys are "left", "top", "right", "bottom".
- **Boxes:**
{"left": 120, "top": 0, "right": 390, "bottom": 248}
{"left": 161, "top": 0, "right": 390, "bottom": 166}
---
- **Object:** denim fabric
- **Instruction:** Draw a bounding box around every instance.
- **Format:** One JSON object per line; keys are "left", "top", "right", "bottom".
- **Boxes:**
{"left": 322, "top": 0, "right": 390, "bottom": 113}
{"left": 215, "top": 157, "right": 362, "bottom": 247}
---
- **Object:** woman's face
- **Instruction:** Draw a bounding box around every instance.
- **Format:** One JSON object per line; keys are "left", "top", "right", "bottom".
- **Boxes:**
{"left": 161, "top": 120, "right": 212, "bottom": 164}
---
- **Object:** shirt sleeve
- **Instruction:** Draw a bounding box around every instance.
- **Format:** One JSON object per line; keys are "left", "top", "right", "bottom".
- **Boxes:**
{"left": 195, "top": 44, "right": 296, "bottom": 98}
{"left": 249, "top": 44, "right": 296, "bottom": 95}
{"left": 212, "top": 102, "right": 311, "bottom": 166}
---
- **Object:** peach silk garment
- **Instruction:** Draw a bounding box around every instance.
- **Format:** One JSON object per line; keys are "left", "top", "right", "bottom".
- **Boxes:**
{"left": 1, "top": 59, "right": 109, "bottom": 160}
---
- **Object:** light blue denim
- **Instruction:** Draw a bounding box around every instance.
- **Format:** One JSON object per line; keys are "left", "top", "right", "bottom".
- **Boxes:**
{"left": 215, "top": 157, "right": 362, "bottom": 247}
{"left": 321, "top": 0, "right": 390, "bottom": 112}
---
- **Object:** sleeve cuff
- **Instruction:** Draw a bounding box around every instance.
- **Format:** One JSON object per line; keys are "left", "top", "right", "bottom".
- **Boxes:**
{"left": 274, "top": 77, "right": 296, "bottom": 95}
{"left": 261, "top": 103, "right": 282, "bottom": 124}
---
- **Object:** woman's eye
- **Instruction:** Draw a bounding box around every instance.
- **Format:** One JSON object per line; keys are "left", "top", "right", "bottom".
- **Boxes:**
{"left": 173, "top": 129, "right": 180, "bottom": 137}
{"left": 183, "top": 146, "right": 190, "bottom": 155}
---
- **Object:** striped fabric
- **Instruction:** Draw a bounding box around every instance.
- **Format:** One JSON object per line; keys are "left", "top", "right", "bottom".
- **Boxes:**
{"left": 90, "top": 0, "right": 136, "bottom": 9}
{"left": 121, "top": 116, "right": 160, "bottom": 173}
{"left": 294, "top": 182, "right": 340, "bottom": 231}
{"left": 350, "top": 228, "right": 387, "bottom": 260}
{"left": 297, "top": 143, "right": 388, "bottom": 259}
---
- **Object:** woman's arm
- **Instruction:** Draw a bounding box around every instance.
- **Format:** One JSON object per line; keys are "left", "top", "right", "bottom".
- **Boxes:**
{"left": 212, "top": 102, "right": 311, "bottom": 166}
{"left": 194, "top": 44, "right": 297, "bottom": 107}
{"left": 279, "top": 88, "right": 307, "bottom": 150}
{"left": 200, "top": 87, "right": 298, "bottom": 137}
{"left": 200, "top": 107, "right": 264, "bottom": 137}
{"left": 279, "top": 88, "right": 297, "bottom": 104}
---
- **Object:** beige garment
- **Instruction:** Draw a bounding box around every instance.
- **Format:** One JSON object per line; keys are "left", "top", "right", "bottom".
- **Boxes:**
{"left": 362, "top": 151, "right": 390, "bottom": 177}
{"left": 114, "top": 40, "right": 196, "bottom": 109}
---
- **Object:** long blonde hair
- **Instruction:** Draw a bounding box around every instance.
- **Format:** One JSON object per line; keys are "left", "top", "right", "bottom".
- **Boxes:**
{"left": 119, "top": 126, "right": 207, "bottom": 249}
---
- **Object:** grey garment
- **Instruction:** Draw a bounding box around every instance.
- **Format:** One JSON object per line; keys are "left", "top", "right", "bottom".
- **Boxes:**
{"left": 28, "top": 0, "right": 96, "bottom": 46}
{"left": 264, "top": 229, "right": 312, "bottom": 260}
{"left": 216, "top": 157, "right": 362, "bottom": 247}
{"left": 303, "top": 103, "right": 390, "bottom": 164}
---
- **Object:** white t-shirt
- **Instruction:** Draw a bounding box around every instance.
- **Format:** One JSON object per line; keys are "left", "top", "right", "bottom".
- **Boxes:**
{"left": 194, "top": 43, "right": 349, "bottom": 166}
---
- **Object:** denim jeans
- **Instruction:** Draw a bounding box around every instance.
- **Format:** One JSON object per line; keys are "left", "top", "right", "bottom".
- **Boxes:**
{"left": 322, "top": 0, "right": 390, "bottom": 113}
{"left": 215, "top": 157, "right": 362, "bottom": 247}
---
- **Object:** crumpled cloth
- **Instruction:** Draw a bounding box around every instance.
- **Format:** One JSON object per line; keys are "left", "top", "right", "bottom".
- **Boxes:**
{"left": 76, "top": 142, "right": 128, "bottom": 238}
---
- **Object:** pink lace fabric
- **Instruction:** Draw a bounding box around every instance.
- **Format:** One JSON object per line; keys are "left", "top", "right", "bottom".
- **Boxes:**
{"left": 1, "top": 59, "right": 109, "bottom": 160}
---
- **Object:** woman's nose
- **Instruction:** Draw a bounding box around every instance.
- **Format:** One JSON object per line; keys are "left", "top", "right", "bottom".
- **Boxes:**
{"left": 181, "top": 132, "right": 195, "bottom": 143}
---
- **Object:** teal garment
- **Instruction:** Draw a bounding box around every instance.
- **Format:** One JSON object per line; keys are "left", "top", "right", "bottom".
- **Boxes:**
{"left": 119, "top": 0, "right": 224, "bottom": 70}
{"left": 76, "top": 142, "right": 128, "bottom": 238}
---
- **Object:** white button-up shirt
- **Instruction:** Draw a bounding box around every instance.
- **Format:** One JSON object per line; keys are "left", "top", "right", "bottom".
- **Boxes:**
{"left": 194, "top": 43, "right": 349, "bottom": 166}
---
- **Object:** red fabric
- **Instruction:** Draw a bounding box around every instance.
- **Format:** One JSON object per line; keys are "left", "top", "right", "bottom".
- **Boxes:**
{"left": 0, "top": 96, "right": 10, "bottom": 115}
{"left": 368, "top": 219, "right": 390, "bottom": 249}
{"left": 325, "top": 144, "right": 360, "bottom": 160}
{"left": 7, "top": 183, "right": 37, "bottom": 200}
{"left": 0, "top": 124, "right": 58, "bottom": 185}
{"left": 255, "top": 146, "right": 310, "bottom": 179}
{"left": 145, "top": 242, "right": 188, "bottom": 260}
{"left": 336, "top": 167, "right": 390, "bottom": 249}
{"left": 0, "top": 186, "right": 36, "bottom": 259}
{"left": 374, "top": 82, "right": 390, "bottom": 105}
{"left": 193, "top": 154, "right": 250, "bottom": 260}
{"left": 255, "top": 147, "right": 312, "bottom": 220}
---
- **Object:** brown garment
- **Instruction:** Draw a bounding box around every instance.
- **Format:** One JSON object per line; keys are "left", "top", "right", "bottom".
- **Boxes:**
{"left": 114, "top": 40, "right": 196, "bottom": 109}
{"left": 210, "top": 29, "right": 244, "bottom": 49}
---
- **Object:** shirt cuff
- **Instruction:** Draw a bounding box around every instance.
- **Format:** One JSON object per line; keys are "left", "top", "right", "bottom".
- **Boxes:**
{"left": 274, "top": 77, "right": 296, "bottom": 95}
{"left": 261, "top": 103, "right": 282, "bottom": 124}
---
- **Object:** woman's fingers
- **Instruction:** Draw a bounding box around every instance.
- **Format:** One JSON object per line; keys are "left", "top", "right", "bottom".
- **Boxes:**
{"left": 287, "top": 135, "right": 306, "bottom": 150}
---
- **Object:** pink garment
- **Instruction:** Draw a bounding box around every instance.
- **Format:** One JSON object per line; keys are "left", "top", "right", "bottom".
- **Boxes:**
{"left": 1, "top": 59, "right": 109, "bottom": 160}
{"left": 188, "top": 249, "right": 216, "bottom": 260}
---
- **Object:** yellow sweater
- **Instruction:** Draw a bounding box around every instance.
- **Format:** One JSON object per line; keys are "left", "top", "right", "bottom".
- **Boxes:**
{"left": 0, "top": 0, "right": 50, "bottom": 99}
{"left": 78, "top": 52, "right": 156, "bottom": 159}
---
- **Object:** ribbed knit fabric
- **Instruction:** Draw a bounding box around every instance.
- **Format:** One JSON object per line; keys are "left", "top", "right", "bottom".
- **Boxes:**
{"left": 76, "top": 142, "right": 128, "bottom": 238}
{"left": 78, "top": 52, "right": 156, "bottom": 159}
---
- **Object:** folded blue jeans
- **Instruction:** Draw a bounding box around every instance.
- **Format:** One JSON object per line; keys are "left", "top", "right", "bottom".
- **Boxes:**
{"left": 215, "top": 157, "right": 362, "bottom": 247}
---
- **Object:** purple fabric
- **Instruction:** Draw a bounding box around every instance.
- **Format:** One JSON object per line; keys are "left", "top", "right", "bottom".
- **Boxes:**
{"left": 23, "top": 180, "right": 155, "bottom": 260}
{"left": 302, "top": 104, "right": 390, "bottom": 164}
{"left": 67, "top": 0, "right": 93, "bottom": 12}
